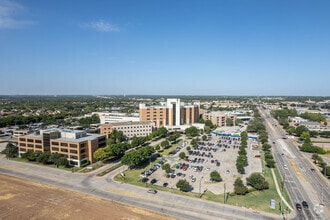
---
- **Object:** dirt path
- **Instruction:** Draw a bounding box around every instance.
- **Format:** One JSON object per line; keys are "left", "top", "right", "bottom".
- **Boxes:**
{"left": 0, "top": 174, "right": 176, "bottom": 220}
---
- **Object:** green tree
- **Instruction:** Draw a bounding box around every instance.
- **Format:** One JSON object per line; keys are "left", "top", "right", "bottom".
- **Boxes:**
{"left": 185, "top": 126, "right": 199, "bottom": 137}
{"left": 93, "top": 147, "right": 111, "bottom": 161}
{"left": 168, "top": 132, "right": 180, "bottom": 144}
{"left": 265, "top": 158, "right": 276, "bottom": 168}
{"left": 234, "top": 178, "right": 248, "bottom": 195}
{"left": 109, "top": 143, "right": 131, "bottom": 157}
{"left": 286, "top": 126, "right": 296, "bottom": 135}
{"left": 190, "top": 138, "right": 198, "bottom": 147}
{"left": 22, "top": 150, "right": 38, "bottom": 161}
{"left": 204, "top": 120, "right": 215, "bottom": 129}
{"left": 37, "top": 152, "right": 52, "bottom": 164}
{"left": 300, "top": 131, "right": 310, "bottom": 140}
{"left": 58, "top": 156, "right": 68, "bottom": 166}
{"left": 150, "top": 127, "right": 168, "bottom": 139}
{"left": 262, "top": 143, "right": 271, "bottom": 152}
{"left": 78, "top": 114, "right": 100, "bottom": 127}
{"left": 154, "top": 145, "right": 161, "bottom": 151}
{"left": 176, "top": 179, "right": 191, "bottom": 192}
{"left": 3, "top": 142, "right": 18, "bottom": 158}
{"left": 236, "top": 163, "right": 245, "bottom": 174}
{"left": 322, "top": 166, "right": 330, "bottom": 177}
{"left": 202, "top": 135, "right": 207, "bottom": 141}
{"left": 50, "top": 152, "right": 62, "bottom": 165}
{"left": 161, "top": 163, "right": 171, "bottom": 173}
{"left": 179, "top": 152, "right": 186, "bottom": 159}
{"left": 295, "top": 125, "right": 308, "bottom": 137}
{"left": 131, "top": 136, "right": 149, "bottom": 148}
{"left": 226, "top": 118, "right": 234, "bottom": 126}
{"left": 160, "top": 140, "right": 170, "bottom": 149}
{"left": 210, "top": 170, "right": 222, "bottom": 182}
{"left": 246, "top": 173, "right": 269, "bottom": 191}
{"left": 108, "top": 130, "right": 126, "bottom": 144}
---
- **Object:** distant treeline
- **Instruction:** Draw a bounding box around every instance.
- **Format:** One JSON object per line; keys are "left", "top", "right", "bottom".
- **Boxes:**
{"left": 0, "top": 114, "right": 67, "bottom": 128}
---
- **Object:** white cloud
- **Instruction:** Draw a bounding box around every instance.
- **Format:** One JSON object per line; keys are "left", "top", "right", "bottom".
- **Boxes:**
{"left": 0, "top": 0, "right": 35, "bottom": 29}
{"left": 82, "top": 19, "right": 120, "bottom": 32}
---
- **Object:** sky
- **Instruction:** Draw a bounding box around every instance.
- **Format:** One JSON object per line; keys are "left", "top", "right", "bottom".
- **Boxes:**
{"left": 0, "top": 0, "right": 330, "bottom": 96}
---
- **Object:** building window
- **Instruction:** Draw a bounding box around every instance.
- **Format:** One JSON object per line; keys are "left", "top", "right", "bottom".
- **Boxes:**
{"left": 27, "top": 139, "right": 34, "bottom": 142}
{"left": 69, "top": 144, "right": 77, "bottom": 148}
{"left": 61, "top": 143, "right": 68, "bottom": 147}
{"left": 70, "top": 149, "right": 78, "bottom": 154}
{"left": 61, "top": 148, "right": 68, "bottom": 153}
{"left": 52, "top": 142, "right": 59, "bottom": 146}
{"left": 19, "top": 138, "right": 26, "bottom": 142}
{"left": 52, "top": 147, "right": 59, "bottom": 151}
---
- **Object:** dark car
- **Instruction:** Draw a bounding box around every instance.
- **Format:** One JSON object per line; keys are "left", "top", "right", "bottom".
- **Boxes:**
{"left": 302, "top": 201, "right": 309, "bottom": 209}
{"left": 150, "top": 178, "right": 157, "bottom": 184}
{"left": 296, "top": 203, "right": 302, "bottom": 211}
{"left": 163, "top": 182, "right": 168, "bottom": 187}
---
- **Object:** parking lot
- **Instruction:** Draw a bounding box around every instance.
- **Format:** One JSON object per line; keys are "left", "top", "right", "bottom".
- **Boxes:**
{"left": 146, "top": 133, "right": 262, "bottom": 195}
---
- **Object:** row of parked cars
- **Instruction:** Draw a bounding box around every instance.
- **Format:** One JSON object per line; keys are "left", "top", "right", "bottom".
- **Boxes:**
{"left": 140, "top": 160, "right": 165, "bottom": 178}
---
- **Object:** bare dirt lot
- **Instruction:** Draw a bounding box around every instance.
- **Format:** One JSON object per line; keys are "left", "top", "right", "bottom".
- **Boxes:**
{"left": 0, "top": 174, "right": 175, "bottom": 220}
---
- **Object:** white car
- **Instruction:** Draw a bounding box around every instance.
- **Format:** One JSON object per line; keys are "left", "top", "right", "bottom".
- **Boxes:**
{"left": 284, "top": 165, "right": 288, "bottom": 170}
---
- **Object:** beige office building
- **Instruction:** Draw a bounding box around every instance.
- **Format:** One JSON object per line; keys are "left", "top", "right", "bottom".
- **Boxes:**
{"left": 203, "top": 111, "right": 237, "bottom": 127}
{"left": 139, "top": 98, "right": 199, "bottom": 128}
{"left": 18, "top": 129, "right": 106, "bottom": 166}
{"left": 99, "top": 121, "right": 155, "bottom": 139}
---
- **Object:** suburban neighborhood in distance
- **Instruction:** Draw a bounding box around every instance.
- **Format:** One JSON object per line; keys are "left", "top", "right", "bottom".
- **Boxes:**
{"left": 1, "top": 95, "right": 329, "bottom": 220}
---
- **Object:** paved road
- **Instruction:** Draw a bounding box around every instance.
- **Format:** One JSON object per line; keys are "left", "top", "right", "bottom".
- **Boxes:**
{"left": 259, "top": 107, "right": 329, "bottom": 220}
{"left": 0, "top": 155, "right": 281, "bottom": 220}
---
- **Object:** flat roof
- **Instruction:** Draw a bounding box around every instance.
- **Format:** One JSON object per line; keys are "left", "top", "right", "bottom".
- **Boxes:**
{"left": 101, "top": 121, "right": 154, "bottom": 126}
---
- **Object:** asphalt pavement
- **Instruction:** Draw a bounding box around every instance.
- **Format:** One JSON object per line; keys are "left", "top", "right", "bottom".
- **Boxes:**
{"left": 0, "top": 154, "right": 281, "bottom": 220}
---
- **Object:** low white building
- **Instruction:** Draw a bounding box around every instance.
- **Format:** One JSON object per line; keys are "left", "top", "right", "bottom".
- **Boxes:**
{"left": 87, "top": 112, "right": 140, "bottom": 124}
{"left": 99, "top": 121, "right": 155, "bottom": 139}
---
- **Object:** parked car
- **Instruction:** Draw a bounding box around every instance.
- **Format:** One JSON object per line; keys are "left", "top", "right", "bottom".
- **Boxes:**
{"left": 163, "top": 182, "right": 168, "bottom": 187}
{"left": 147, "top": 189, "right": 157, "bottom": 194}
{"left": 150, "top": 178, "right": 157, "bottom": 184}
{"left": 302, "top": 201, "right": 308, "bottom": 209}
{"left": 296, "top": 203, "right": 302, "bottom": 211}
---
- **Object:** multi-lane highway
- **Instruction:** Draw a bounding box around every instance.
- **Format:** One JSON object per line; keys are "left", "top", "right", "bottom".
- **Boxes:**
{"left": 259, "top": 107, "right": 329, "bottom": 220}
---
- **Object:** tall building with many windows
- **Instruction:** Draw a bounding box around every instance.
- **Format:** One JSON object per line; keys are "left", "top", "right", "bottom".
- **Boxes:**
{"left": 17, "top": 129, "right": 106, "bottom": 166}
{"left": 139, "top": 98, "right": 200, "bottom": 128}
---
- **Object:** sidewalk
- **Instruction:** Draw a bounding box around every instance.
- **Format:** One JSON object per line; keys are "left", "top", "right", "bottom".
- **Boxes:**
{"left": 271, "top": 168, "right": 295, "bottom": 219}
